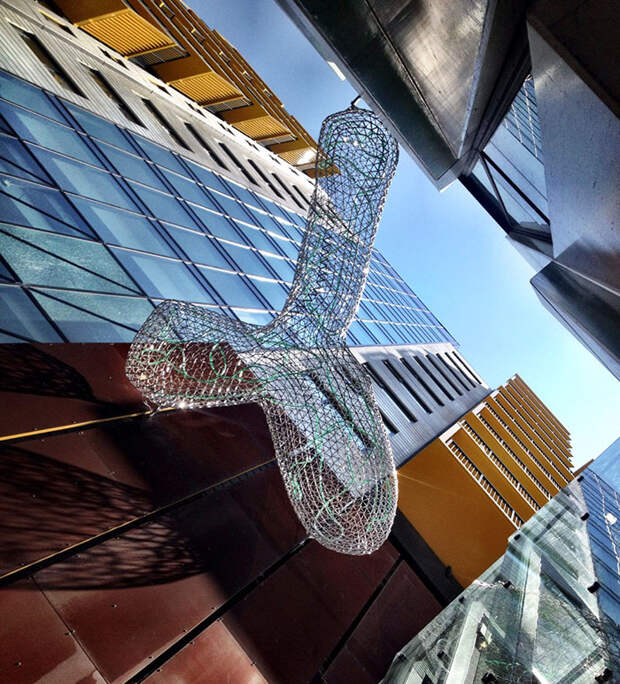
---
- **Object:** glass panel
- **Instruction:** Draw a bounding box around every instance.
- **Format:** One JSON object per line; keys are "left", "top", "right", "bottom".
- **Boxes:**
{"left": 211, "top": 193, "right": 251, "bottom": 222}
{"left": 0, "top": 284, "right": 62, "bottom": 341}
{"left": 231, "top": 308, "right": 273, "bottom": 326}
{"left": 97, "top": 142, "right": 167, "bottom": 191}
{"left": 0, "top": 177, "right": 91, "bottom": 237}
{"left": 129, "top": 182, "right": 200, "bottom": 230}
{"left": 234, "top": 223, "right": 282, "bottom": 254}
{"left": 112, "top": 248, "right": 213, "bottom": 303}
{"left": 349, "top": 320, "right": 378, "bottom": 345}
{"left": 65, "top": 103, "right": 129, "bottom": 149}
{"left": 246, "top": 275, "right": 286, "bottom": 310}
{"left": 488, "top": 166, "right": 548, "bottom": 228}
{"left": 163, "top": 226, "right": 231, "bottom": 269}
{"left": 0, "top": 102, "right": 100, "bottom": 165}
{"left": 185, "top": 160, "right": 230, "bottom": 193}
{"left": 0, "top": 71, "right": 66, "bottom": 122}
{"left": 0, "top": 133, "right": 50, "bottom": 183}
{"left": 0, "top": 223, "right": 136, "bottom": 294}
{"left": 222, "top": 243, "right": 272, "bottom": 278}
{"left": 192, "top": 206, "right": 243, "bottom": 242}
{"left": 162, "top": 169, "right": 217, "bottom": 208}
{"left": 269, "top": 235, "right": 298, "bottom": 260}
{"left": 198, "top": 266, "right": 262, "bottom": 308}
{"left": 69, "top": 197, "right": 173, "bottom": 255}
{"left": 263, "top": 254, "right": 295, "bottom": 281}
{"left": 228, "top": 182, "right": 261, "bottom": 208}
{"left": 32, "top": 290, "right": 146, "bottom": 342}
{"left": 132, "top": 135, "right": 187, "bottom": 175}
{"left": 29, "top": 147, "right": 135, "bottom": 209}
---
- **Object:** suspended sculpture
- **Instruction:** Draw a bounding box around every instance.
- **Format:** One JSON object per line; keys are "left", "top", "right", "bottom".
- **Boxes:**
{"left": 126, "top": 105, "right": 400, "bottom": 555}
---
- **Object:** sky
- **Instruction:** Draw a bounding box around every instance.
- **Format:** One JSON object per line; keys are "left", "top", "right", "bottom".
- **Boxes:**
{"left": 189, "top": 0, "right": 620, "bottom": 470}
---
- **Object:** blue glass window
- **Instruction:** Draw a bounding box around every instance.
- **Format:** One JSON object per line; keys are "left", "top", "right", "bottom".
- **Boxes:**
{"left": 269, "top": 235, "right": 298, "bottom": 260}
{"left": 69, "top": 197, "right": 172, "bottom": 255}
{"left": 29, "top": 147, "right": 135, "bottom": 209}
{"left": 97, "top": 142, "right": 167, "bottom": 191}
{"left": 1, "top": 102, "right": 100, "bottom": 165}
{"left": 64, "top": 103, "right": 129, "bottom": 149}
{"left": 231, "top": 308, "right": 274, "bottom": 325}
{"left": 263, "top": 254, "right": 295, "bottom": 281}
{"left": 0, "top": 224, "right": 137, "bottom": 294}
{"left": 0, "top": 134, "right": 49, "bottom": 183}
{"left": 228, "top": 182, "right": 261, "bottom": 208}
{"left": 32, "top": 289, "right": 151, "bottom": 342}
{"left": 112, "top": 248, "right": 213, "bottom": 303}
{"left": 0, "top": 178, "right": 91, "bottom": 237}
{"left": 185, "top": 161, "right": 229, "bottom": 194}
{"left": 198, "top": 266, "right": 262, "bottom": 308}
{"left": 233, "top": 223, "right": 281, "bottom": 254}
{"left": 246, "top": 275, "right": 287, "bottom": 310}
{"left": 162, "top": 169, "right": 217, "bottom": 208}
{"left": 129, "top": 182, "right": 200, "bottom": 230}
{"left": 222, "top": 243, "right": 272, "bottom": 278}
{"left": 0, "top": 284, "right": 62, "bottom": 341}
{"left": 211, "top": 193, "right": 251, "bottom": 223}
{"left": 0, "top": 71, "right": 66, "bottom": 122}
{"left": 349, "top": 320, "right": 378, "bottom": 346}
{"left": 132, "top": 135, "right": 187, "bottom": 175}
{"left": 192, "top": 206, "right": 244, "bottom": 243}
{"left": 164, "top": 225, "right": 231, "bottom": 269}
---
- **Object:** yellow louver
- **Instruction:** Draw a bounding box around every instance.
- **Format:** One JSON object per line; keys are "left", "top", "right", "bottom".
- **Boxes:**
{"left": 54, "top": 0, "right": 176, "bottom": 57}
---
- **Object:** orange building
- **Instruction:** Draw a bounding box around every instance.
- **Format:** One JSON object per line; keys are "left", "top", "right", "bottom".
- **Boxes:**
{"left": 398, "top": 374, "right": 574, "bottom": 587}
{"left": 48, "top": 0, "right": 319, "bottom": 172}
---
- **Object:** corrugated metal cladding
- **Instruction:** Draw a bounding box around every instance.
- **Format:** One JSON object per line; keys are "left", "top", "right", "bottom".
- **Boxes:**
{"left": 173, "top": 71, "right": 244, "bottom": 105}
{"left": 78, "top": 11, "right": 177, "bottom": 57}
{"left": 0, "top": 343, "right": 443, "bottom": 683}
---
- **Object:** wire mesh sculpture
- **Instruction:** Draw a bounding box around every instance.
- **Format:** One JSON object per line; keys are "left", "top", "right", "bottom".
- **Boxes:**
{"left": 126, "top": 105, "right": 400, "bottom": 555}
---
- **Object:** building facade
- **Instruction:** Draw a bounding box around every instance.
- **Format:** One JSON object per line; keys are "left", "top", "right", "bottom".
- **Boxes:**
{"left": 0, "top": 0, "right": 490, "bottom": 466}
{"left": 278, "top": 0, "right": 620, "bottom": 380}
{"left": 384, "top": 441, "right": 620, "bottom": 684}
{"left": 397, "top": 374, "right": 574, "bottom": 587}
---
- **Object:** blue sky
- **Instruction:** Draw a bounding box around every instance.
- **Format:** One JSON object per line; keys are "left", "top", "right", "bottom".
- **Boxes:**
{"left": 189, "top": 0, "right": 620, "bottom": 469}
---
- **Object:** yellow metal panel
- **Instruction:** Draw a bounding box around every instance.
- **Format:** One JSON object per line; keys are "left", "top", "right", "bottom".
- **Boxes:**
{"left": 231, "top": 117, "right": 291, "bottom": 141}
{"left": 170, "top": 73, "right": 244, "bottom": 106}
{"left": 397, "top": 440, "right": 515, "bottom": 588}
{"left": 78, "top": 10, "right": 176, "bottom": 57}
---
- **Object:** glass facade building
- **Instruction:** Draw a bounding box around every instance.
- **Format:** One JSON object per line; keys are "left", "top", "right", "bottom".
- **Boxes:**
{"left": 0, "top": 68, "right": 456, "bottom": 349}
{"left": 384, "top": 447, "right": 620, "bottom": 683}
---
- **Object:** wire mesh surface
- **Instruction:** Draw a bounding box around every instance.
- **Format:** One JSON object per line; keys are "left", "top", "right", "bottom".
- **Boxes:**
{"left": 126, "top": 106, "right": 399, "bottom": 555}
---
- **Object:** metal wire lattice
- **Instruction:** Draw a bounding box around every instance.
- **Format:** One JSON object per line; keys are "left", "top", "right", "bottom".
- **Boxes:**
{"left": 126, "top": 106, "right": 399, "bottom": 554}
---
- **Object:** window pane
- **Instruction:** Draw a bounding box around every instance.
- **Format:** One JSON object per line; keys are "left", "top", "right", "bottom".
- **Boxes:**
{"left": 162, "top": 169, "right": 217, "bottom": 208}
{"left": 211, "top": 193, "right": 251, "bottom": 223}
{"left": 0, "top": 224, "right": 137, "bottom": 294}
{"left": 65, "top": 103, "right": 129, "bottom": 148}
{"left": 246, "top": 275, "right": 287, "bottom": 310}
{"left": 132, "top": 135, "right": 187, "bottom": 175}
{"left": 231, "top": 308, "right": 273, "bottom": 326}
{"left": 349, "top": 320, "right": 377, "bottom": 346}
{"left": 185, "top": 161, "right": 229, "bottom": 194}
{"left": 98, "top": 142, "right": 167, "bottom": 191}
{"left": 0, "top": 177, "right": 91, "bottom": 237}
{"left": 112, "top": 248, "right": 213, "bottom": 302}
{"left": 0, "top": 134, "right": 49, "bottom": 183}
{"left": 29, "top": 147, "right": 135, "bottom": 210}
{"left": 222, "top": 243, "right": 272, "bottom": 278}
{"left": 0, "top": 284, "right": 62, "bottom": 341}
{"left": 192, "top": 206, "right": 243, "bottom": 242}
{"left": 32, "top": 290, "right": 149, "bottom": 342}
{"left": 228, "top": 182, "right": 261, "bottom": 208}
{"left": 233, "top": 223, "right": 281, "bottom": 253}
{"left": 1, "top": 102, "right": 100, "bottom": 165}
{"left": 0, "top": 71, "right": 65, "bottom": 122}
{"left": 198, "top": 266, "right": 262, "bottom": 308}
{"left": 129, "top": 182, "right": 200, "bottom": 230}
{"left": 164, "top": 226, "right": 231, "bottom": 269}
{"left": 263, "top": 254, "right": 295, "bottom": 281}
{"left": 69, "top": 197, "right": 172, "bottom": 255}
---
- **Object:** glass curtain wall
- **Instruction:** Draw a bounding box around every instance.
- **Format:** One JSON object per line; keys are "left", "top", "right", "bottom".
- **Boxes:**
{"left": 0, "top": 70, "right": 455, "bottom": 348}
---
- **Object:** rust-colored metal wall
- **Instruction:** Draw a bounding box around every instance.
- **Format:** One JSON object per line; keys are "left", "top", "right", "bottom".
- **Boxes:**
{"left": 0, "top": 344, "right": 442, "bottom": 683}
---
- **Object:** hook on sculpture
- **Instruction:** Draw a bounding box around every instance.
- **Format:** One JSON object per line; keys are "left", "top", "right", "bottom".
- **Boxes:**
{"left": 125, "top": 106, "right": 399, "bottom": 555}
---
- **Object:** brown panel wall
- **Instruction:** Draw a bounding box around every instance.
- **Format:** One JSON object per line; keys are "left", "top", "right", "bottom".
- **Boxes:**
{"left": 0, "top": 344, "right": 443, "bottom": 683}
